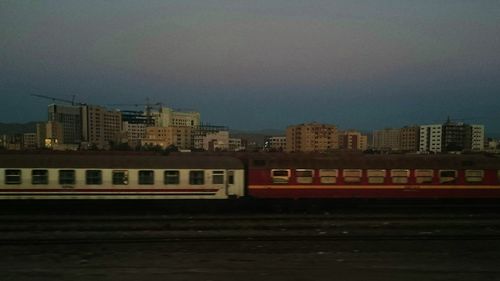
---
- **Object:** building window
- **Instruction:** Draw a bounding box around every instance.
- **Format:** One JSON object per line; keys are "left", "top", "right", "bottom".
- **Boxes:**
{"left": 32, "top": 169, "right": 48, "bottom": 185}
{"left": 59, "top": 170, "right": 75, "bottom": 185}
{"left": 189, "top": 171, "right": 205, "bottom": 185}
{"left": 439, "top": 170, "right": 457, "bottom": 184}
{"left": 112, "top": 170, "right": 128, "bottom": 185}
{"left": 86, "top": 170, "right": 102, "bottom": 185}
{"left": 296, "top": 169, "right": 314, "bottom": 184}
{"left": 164, "top": 170, "right": 179, "bottom": 185}
{"left": 391, "top": 169, "right": 409, "bottom": 184}
{"left": 271, "top": 169, "right": 290, "bottom": 184}
{"left": 139, "top": 170, "right": 155, "bottom": 185}
{"left": 5, "top": 169, "right": 21, "bottom": 185}
{"left": 343, "top": 169, "right": 362, "bottom": 183}
{"left": 319, "top": 169, "right": 338, "bottom": 184}
{"left": 415, "top": 169, "right": 434, "bottom": 184}
{"left": 465, "top": 170, "right": 484, "bottom": 183}
{"left": 212, "top": 171, "right": 225, "bottom": 184}
{"left": 367, "top": 170, "right": 386, "bottom": 184}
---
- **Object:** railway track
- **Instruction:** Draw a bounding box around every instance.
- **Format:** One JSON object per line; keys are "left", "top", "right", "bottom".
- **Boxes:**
{"left": 1, "top": 213, "right": 500, "bottom": 245}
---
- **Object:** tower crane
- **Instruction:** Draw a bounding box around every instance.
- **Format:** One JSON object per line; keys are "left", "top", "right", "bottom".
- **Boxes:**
{"left": 30, "top": 94, "right": 85, "bottom": 106}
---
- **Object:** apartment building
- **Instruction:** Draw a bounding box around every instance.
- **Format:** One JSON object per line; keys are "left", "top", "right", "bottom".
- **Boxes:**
{"left": 142, "top": 126, "right": 193, "bottom": 149}
{"left": 419, "top": 125, "right": 443, "bottom": 153}
{"left": 372, "top": 128, "right": 401, "bottom": 151}
{"left": 286, "top": 123, "right": 339, "bottom": 152}
{"left": 399, "top": 126, "right": 420, "bottom": 152}
{"left": 82, "top": 105, "right": 122, "bottom": 149}
{"left": 338, "top": 131, "right": 368, "bottom": 151}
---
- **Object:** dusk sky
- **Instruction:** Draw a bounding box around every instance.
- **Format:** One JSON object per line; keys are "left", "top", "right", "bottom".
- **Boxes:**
{"left": 1, "top": 1, "right": 499, "bottom": 134}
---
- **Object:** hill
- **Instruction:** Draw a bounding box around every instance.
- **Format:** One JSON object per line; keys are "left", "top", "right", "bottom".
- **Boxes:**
{"left": 0, "top": 122, "right": 39, "bottom": 135}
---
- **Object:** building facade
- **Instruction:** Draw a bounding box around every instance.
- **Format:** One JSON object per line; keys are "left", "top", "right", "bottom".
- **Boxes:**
{"left": 265, "top": 136, "right": 287, "bottom": 151}
{"left": 338, "top": 131, "right": 368, "bottom": 151}
{"left": 142, "top": 126, "right": 193, "bottom": 149}
{"left": 399, "top": 126, "right": 420, "bottom": 152}
{"left": 81, "top": 105, "right": 122, "bottom": 149}
{"left": 372, "top": 128, "right": 401, "bottom": 151}
{"left": 286, "top": 123, "right": 339, "bottom": 152}
{"left": 48, "top": 104, "right": 82, "bottom": 144}
{"left": 419, "top": 125, "right": 443, "bottom": 153}
{"left": 468, "top": 125, "right": 485, "bottom": 151}
{"left": 153, "top": 107, "right": 201, "bottom": 128}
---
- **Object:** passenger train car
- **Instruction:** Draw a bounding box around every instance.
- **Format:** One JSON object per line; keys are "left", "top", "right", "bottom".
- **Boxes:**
{"left": 247, "top": 154, "right": 500, "bottom": 198}
{"left": 0, "top": 153, "right": 245, "bottom": 199}
{"left": 1, "top": 152, "right": 500, "bottom": 199}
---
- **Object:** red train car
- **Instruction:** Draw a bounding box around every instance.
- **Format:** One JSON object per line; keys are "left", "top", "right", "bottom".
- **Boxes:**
{"left": 246, "top": 153, "right": 500, "bottom": 199}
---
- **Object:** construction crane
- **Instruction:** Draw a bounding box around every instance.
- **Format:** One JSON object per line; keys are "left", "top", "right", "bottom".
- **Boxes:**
{"left": 30, "top": 94, "right": 84, "bottom": 106}
{"left": 107, "top": 99, "right": 163, "bottom": 126}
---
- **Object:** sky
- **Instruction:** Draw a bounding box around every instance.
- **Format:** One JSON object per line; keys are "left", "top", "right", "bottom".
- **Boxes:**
{"left": 1, "top": 1, "right": 499, "bottom": 134}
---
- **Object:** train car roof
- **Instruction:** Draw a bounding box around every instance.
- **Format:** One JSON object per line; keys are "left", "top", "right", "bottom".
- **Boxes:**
{"left": 0, "top": 153, "right": 244, "bottom": 169}
{"left": 245, "top": 153, "right": 500, "bottom": 169}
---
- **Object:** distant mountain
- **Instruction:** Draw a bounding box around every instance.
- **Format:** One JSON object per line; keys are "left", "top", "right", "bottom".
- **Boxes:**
{"left": 0, "top": 122, "right": 39, "bottom": 135}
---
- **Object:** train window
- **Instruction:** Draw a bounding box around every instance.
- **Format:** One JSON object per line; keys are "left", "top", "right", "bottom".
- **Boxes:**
{"left": 86, "top": 170, "right": 102, "bottom": 185}
{"left": 343, "top": 169, "right": 362, "bottom": 183}
{"left": 227, "top": 171, "right": 235, "bottom": 185}
{"left": 59, "top": 170, "right": 75, "bottom": 185}
{"left": 296, "top": 169, "right": 314, "bottom": 184}
{"left": 190, "top": 171, "right": 205, "bottom": 185}
{"left": 367, "top": 170, "right": 386, "bottom": 184}
{"left": 138, "top": 170, "right": 155, "bottom": 185}
{"left": 212, "top": 171, "right": 225, "bottom": 184}
{"left": 439, "top": 170, "right": 457, "bottom": 184}
{"left": 319, "top": 169, "right": 338, "bottom": 184}
{"left": 465, "top": 170, "right": 484, "bottom": 183}
{"left": 4, "top": 169, "right": 21, "bottom": 185}
{"left": 112, "top": 170, "right": 129, "bottom": 185}
{"left": 415, "top": 169, "right": 434, "bottom": 184}
{"left": 32, "top": 169, "right": 48, "bottom": 185}
{"left": 391, "top": 169, "right": 409, "bottom": 184}
{"left": 164, "top": 170, "right": 179, "bottom": 185}
{"left": 271, "top": 169, "right": 290, "bottom": 184}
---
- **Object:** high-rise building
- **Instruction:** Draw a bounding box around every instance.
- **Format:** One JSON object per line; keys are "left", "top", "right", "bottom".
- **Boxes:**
{"left": 442, "top": 119, "right": 468, "bottom": 152}
{"left": 419, "top": 125, "right": 443, "bottom": 153}
{"left": 153, "top": 107, "right": 200, "bottom": 128}
{"left": 338, "top": 131, "right": 368, "bottom": 151}
{"left": 372, "top": 128, "right": 401, "bottom": 151}
{"left": 469, "top": 125, "right": 485, "bottom": 151}
{"left": 81, "top": 105, "right": 122, "bottom": 149}
{"left": 399, "top": 126, "right": 420, "bottom": 152}
{"left": 286, "top": 123, "right": 339, "bottom": 152}
{"left": 48, "top": 104, "right": 82, "bottom": 144}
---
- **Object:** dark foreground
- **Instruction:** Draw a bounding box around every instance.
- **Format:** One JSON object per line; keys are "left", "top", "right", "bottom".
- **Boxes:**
{"left": 1, "top": 239, "right": 500, "bottom": 281}
{"left": 1, "top": 200, "right": 500, "bottom": 281}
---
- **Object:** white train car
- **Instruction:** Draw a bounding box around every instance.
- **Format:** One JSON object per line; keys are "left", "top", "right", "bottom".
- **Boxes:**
{"left": 0, "top": 153, "right": 245, "bottom": 199}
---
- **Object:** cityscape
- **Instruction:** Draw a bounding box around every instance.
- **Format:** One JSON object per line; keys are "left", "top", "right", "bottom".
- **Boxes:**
{"left": 1, "top": 2, "right": 500, "bottom": 280}
{"left": 0, "top": 96, "right": 498, "bottom": 154}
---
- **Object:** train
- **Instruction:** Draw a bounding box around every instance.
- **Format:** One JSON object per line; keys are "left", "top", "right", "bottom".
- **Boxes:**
{"left": 1, "top": 151, "right": 500, "bottom": 199}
